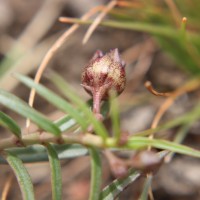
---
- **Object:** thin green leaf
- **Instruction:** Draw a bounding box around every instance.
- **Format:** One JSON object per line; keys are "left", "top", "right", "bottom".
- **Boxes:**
{"left": 100, "top": 169, "right": 140, "bottom": 200}
{"left": 134, "top": 103, "right": 200, "bottom": 137}
{"left": 100, "top": 151, "right": 167, "bottom": 199}
{"left": 0, "top": 144, "right": 88, "bottom": 164}
{"left": 47, "top": 71, "right": 109, "bottom": 140}
{"left": 89, "top": 147, "right": 102, "bottom": 200}
{"left": 0, "top": 46, "right": 24, "bottom": 79}
{"left": 0, "top": 89, "right": 61, "bottom": 135}
{"left": 46, "top": 143, "right": 62, "bottom": 200}
{"left": 0, "top": 111, "right": 21, "bottom": 138}
{"left": 54, "top": 115, "right": 77, "bottom": 132}
{"left": 165, "top": 124, "right": 191, "bottom": 162}
{"left": 109, "top": 91, "right": 120, "bottom": 142}
{"left": 127, "top": 136, "right": 200, "bottom": 158}
{"left": 6, "top": 152, "right": 35, "bottom": 200}
{"left": 61, "top": 18, "right": 190, "bottom": 39}
{"left": 14, "top": 73, "right": 88, "bottom": 130}
{"left": 139, "top": 175, "right": 153, "bottom": 200}
{"left": 54, "top": 101, "right": 109, "bottom": 133}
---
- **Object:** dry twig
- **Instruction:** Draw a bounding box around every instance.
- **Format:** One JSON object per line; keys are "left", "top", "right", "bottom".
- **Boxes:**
{"left": 82, "top": 0, "right": 117, "bottom": 44}
{"left": 1, "top": 174, "right": 13, "bottom": 200}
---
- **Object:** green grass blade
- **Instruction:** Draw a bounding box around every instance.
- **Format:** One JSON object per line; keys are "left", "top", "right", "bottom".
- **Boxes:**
{"left": 109, "top": 92, "right": 120, "bottom": 142}
{"left": 54, "top": 101, "right": 109, "bottom": 133}
{"left": 89, "top": 147, "right": 102, "bottom": 200}
{"left": 165, "top": 124, "right": 191, "bottom": 161}
{"left": 100, "top": 169, "right": 140, "bottom": 200}
{"left": 0, "top": 46, "right": 24, "bottom": 79}
{"left": 62, "top": 18, "right": 180, "bottom": 38}
{"left": 0, "top": 144, "right": 88, "bottom": 164}
{"left": 134, "top": 103, "right": 200, "bottom": 137}
{"left": 47, "top": 71, "right": 109, "bottom": 140}
{"left": 138, "top": 175, "right": 153, "bottom": 200}
{"left": 54, "top": 115, "right": 77, "bottom": 132}
{"left": 6, "top": 152, "right": 35, "bottom": 200}
{"left": 15, "top": 73, "right": 88, "bottom": 130}
{"left": 0, "top": 89, "right": 61, "bottom": 135}
{"left": 46, "top": 144, "right": 62, "bottom": 200}
{"left": 0, "top": 111, "right": 21, "bottom": 138}
{"left": 127, "top": 137, "right": 200, "bottom": 158}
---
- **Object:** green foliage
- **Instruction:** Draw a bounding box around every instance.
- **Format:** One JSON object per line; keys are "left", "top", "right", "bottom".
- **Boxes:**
{"left": 14, "top": 73, "right": 88, "bottom": 130}
{"left": 89, "top": 148, "right": 102, "bottom": 200}
{"left": 100, "top": 169, "right": 140, "bottom": 200}
{"left": 1, "top": 74, "right": 200, "bottom": 199}
{"left": 47, "top": 70, "right": 109, "bottom": 140}
{"left": 1, "top": 1, "right": 200, "bottom": 199}
{"left": 110, "top": 1, "right": 200, "bottom": 75}
{"left": 6, "top": 152, "right": 35, "bottom": 200}
{"left": 0, "top": 89, "right": 61, "bottom": 135}
{"left": 46, "top": 144, "right": 62, "bottom": 200}
{"left": 0, "top": 111, "right": 21, "bottom": 138}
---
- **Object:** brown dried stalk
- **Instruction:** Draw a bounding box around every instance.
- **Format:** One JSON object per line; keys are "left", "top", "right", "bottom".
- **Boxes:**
{"left": 82, "top": 0, "right": 117, "bottom": 44}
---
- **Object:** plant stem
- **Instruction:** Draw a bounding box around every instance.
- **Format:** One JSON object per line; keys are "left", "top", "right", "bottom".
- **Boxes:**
{"left": 0, "top": 132, "right": 113, "bottom": 151}
{"left": 93, "top": 90, "right": 102, "bottom": 114}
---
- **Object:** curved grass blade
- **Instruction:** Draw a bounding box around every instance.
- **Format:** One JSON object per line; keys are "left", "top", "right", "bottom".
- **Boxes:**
{"left": 127, "top": 136, "right": 200, "bottom": 158}
{"left": 0, "top": 89, "right": 61, "bottom": 135}
{"left": 0, "top": 144, "right": 88, "bottom": 164}
{"left": 46, "top": 143, "right": 62, "bottom": 200}
{"left": 100, "top": 169, "right": 140, "bottom": 200}
{"left": 138, "top": 175, "right": 153, "bottom": 200}
{"left": 47, "top": 71, "right": 109, "bottom": 140}
{"left": 0, "top": 111, "right": 21, "bottom": 138}
{"left": 89, "top": 147, "right": 102, "bottom": 200}
{"left": 134, "top": 103, "right": 200, "bottom": 137}
{"left": 14, "top": 73, "right": 88, "bottom": 130}
{"left": 60, "top": 18, "right": 180, "bottom": 38}
{"left": 109, "top": 91, "right": 120, "bottom": 142}
{"left": 54, "top": 115, "right": 77, "bottom": 132}
{"left": 100, "top": 151, "right": 167, "bottom": 199}
{"left": 165, "top": 124, "right": 190, "bottom": 162}
{"left": 6, "top": 152, "right": 35, "bottom": 200}
{"left": 54, "top": 100, "right": 109, "bottom": 133}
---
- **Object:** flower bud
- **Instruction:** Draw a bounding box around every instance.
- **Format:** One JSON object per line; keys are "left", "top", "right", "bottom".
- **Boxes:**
{"left": 81, "top": 49, "right": 126, "bottom": 114}
{"left": 82, "top": 48, "right": 126, "bottom": 98}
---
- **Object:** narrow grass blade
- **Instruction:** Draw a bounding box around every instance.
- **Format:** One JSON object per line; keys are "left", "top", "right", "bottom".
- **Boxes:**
{"left": 6, "top": 152, "right": 35, "bottom": 200}
{"left": 0, "top": 144, "right": 88, "bottom": 164}
{"left": 47, "top": 71, "right": 109, "bottom": 140}
{"left": 165, "top": 124, "right": 191, "bottom": 162}
{"left": 89, "top": 147, "right": 102, "bottom": 200}
{"left": 54, "top": 100, "right": 109, "bottom": 133}
{"left": 14, "top": 73, "right": 88, "bottom": 130}
{"left": 0, "top": 111, "right": 21, "bottom": 138}
{"left": 46, "top": 143, "right": 62, "bottom": 200}
{"left": 61, "top": 18, "right": 180, "bottom": 38}
{"left": 138, "top": 175, "right": 153, "bottom": 200}
{"left": 134, "top": 103, "right": 200, "bottom": 137}
{"left": 109, "top": 91, "right": 120, "bottom": 142}
{"left": 0, "top": 89, "right": 61, "bottom": 135}
{"left": 54, "top": 115, "right": 77, "bottom": 132}
{"left": 100, "top": 169, "right": 140, "bottom": 200}
{"left": 127, "top": 137, "right": 200, "bottom": 158}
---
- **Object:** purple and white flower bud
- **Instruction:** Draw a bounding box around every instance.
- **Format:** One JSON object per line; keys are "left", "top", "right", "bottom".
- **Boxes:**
{"left": 81, "top": 48, "right": 126, "bottom": 115}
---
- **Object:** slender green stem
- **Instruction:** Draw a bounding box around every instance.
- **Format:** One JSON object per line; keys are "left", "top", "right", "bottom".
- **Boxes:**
{"left": 88, "top": 147, "right": 102, "bottom": 200}
{"left": 46, "top": 144, "right": 62, "bottom": 200}
{"left": 0, "top": 133, "right": 105, "bottom": 151}
{"left": 109, "top": 91, "right": 120, "bottom": 143}
{"left": 138, "top": 175, "right": 153, "bottom": 200}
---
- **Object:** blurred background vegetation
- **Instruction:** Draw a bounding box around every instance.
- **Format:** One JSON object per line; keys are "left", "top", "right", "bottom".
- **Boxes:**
{"left": 1, "top": 0, "right": 200, "bottom": 199}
